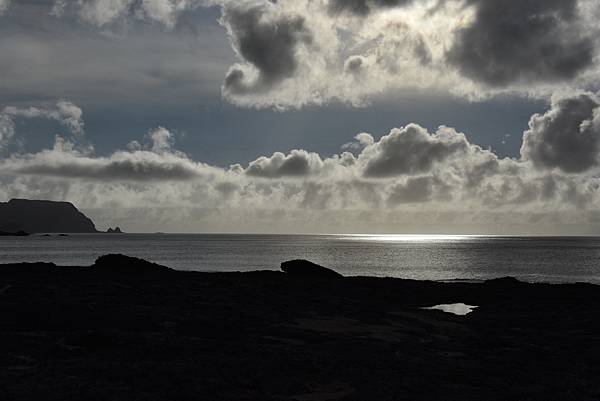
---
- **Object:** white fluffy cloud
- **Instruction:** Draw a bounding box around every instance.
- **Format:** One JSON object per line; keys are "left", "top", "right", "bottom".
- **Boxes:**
{"left": 77, "top": 0, "right": 134, "bottom": 27}
{"left": 521, "top": 92, "right": 600, "bottom": 173}
{"left": 0, "top": 100, "right": 84, "bottom": 149}
{"left": 3, "top": 95, "right": 600, "bottom": 233}
{"left": 52, "top": 0, "right": 202, "bottom": 27}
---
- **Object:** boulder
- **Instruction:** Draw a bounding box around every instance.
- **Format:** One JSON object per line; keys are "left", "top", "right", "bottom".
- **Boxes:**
{"left": 280, "top": 259, "right": 343, "bottom": 278}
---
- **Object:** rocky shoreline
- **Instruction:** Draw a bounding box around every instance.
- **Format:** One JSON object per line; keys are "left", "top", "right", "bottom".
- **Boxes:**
{"left": 1, "top": 255, "right": 600, "bottom": 400}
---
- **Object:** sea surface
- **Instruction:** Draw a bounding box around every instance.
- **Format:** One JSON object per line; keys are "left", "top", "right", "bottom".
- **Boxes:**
{"left": 1, "top": 234, "right": 600, "bottom": 283}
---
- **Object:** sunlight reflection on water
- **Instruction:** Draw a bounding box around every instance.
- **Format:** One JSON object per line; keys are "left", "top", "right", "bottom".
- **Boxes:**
{"left": 2, "top": 234, "right": 600, "bottom": 283}
{"left": 423, "top": 303, "right": 478, "bottom": 316}
{"left": 344, "top": 234, "right": 476, "bottom": 242}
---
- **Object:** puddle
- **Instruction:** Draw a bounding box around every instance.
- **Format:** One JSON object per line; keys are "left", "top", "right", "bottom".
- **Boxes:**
{"left": 422, "top": 303, "right": 478, "bottom": 316}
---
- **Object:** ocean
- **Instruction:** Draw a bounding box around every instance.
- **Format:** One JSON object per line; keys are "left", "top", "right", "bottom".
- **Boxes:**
{"left": 1, "top": 234, "right": 600, "bottom": 283}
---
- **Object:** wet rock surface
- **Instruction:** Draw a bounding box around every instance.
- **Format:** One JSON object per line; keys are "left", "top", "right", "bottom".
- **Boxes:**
{"left": 1, "top": 258, "right": 600, "bottom": 400}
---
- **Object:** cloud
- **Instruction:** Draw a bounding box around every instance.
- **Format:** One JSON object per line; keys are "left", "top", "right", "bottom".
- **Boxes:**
{"left": 9, "top": 0, "right": 599, "bottom": 109}
{"left": 245, "top": 150, "right": 322, "bottom": 178}
{"left": 0, "top": 0, "right": 9, "bottom": 15}
{"left": 139, "top": 0, "right": 182, "bottom": 28}
{"left": 3, "top": 101, "right": 600, "bottom": 233}
{"left": 387, "top": 175, "right": 448, "bottom": 205}
{"left": 148, "top": 126, "right": 176, "bottom": 153}
{"left": 220, "top": 1, "right": 313, "bottom": 97}
{"left": 521, "top": 92, "right": 600, "bottom": 173}
{"left": 359, "top": 124, "right": 469, "bottom": 177}
{"left": 3, "top": 131, "right": 212, "bottom": 182}
{"left": 0, "top": 114, "right": 15, "bottom": 149}
{"left": 327, "top": 0, "right": 414, "bottom": 16}
{"left": 78, "top": 0, "right": 134, "bottom": 27}
{"left": 0, "top": 100, "right": 84, "bottom": 149}
{"left": 55, "top": 0, "right": 202, "bottom": 28}
{"left": 214, "top": 0, "right": 600, "bottom": 108}
{"left": 446, "top": 0, "right": 595, "bottom": 86}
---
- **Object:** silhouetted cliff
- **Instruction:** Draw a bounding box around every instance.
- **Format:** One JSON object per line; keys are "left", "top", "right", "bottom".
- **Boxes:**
{"left": 0, "top": 199, "right": 98, "bottom": 233}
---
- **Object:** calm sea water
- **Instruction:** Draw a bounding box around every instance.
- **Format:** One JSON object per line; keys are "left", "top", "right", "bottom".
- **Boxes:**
{"left": 1, "top": 234, "right": 600, "bottom": 283}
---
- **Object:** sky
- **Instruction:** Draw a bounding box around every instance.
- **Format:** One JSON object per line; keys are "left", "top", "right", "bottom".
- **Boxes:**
{"left": 1, "top": 0, "right": 600, "bottom": 234}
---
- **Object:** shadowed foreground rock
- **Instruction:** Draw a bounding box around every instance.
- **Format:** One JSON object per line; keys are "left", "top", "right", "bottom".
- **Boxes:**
{"left": 1, "top": 255, "right": 600, "bottom": 401}
{"left": 0, "top": 230, "right": 29, "bottom": 236}
{"left": 281, "top": 259, "right": 343, "bottom": 278}
{"left": 93, "top": 254, "right": 172, "bottom": 273}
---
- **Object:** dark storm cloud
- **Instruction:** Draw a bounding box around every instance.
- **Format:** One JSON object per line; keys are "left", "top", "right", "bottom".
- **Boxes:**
{"left": 521, "top": 92, "right": 600, "bottom": 173}
{"left": 361, "top": 124, "right": 468, "bottom": 178}
{"left": 328, "top": 0, "right": 414, "bottom": 16}
{"left": 221, "top": 2, "right": 312, "bottom": 95}
{"left": 245, "top": 150, "right": 319, "bottom": 178}
{"left": 447, "top": 0, "right": 594, "bottom": 86}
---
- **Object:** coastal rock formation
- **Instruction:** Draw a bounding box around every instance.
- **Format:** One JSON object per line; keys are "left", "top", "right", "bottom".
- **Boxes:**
{"left": 0, "top": 199, "right": 98, "bottom": 233}
{"left": 93, "top": 254, "right": 172, "bottom": 273}
{"left": 106, "top": 227, "right": 123, "bottom": 233}
{"left": 281, "top": 259, "right": 343, "bottom": 278}
{"left": 1, "top": 260, "right": 600, "bottom": 400}
{"left": 0, "top": 230, "right": 29, "bottom": 236}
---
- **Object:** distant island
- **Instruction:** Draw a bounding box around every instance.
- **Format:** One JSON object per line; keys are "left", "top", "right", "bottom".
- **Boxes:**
{"left": 0, "top": 199, "right": 98, "bottom": 234}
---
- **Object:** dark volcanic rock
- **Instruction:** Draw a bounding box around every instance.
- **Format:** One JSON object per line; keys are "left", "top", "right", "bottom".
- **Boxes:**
{"left": 0, "top": 261, "right": 57, "bottom": 273}
{"left": 0, "top": 199, "right": 98, "bottom": 233}
{"left": 1, "top": 261, "right": 600, "bottom": 400}
{"left": 0, "top": 230, "right": 29, "bottom": 236}
{"left": 484, "top": 276, "right": 523, "bottom": 287}
{"left": 93, "top": 254, "right": 172, "bottom": 274}
{"left": 281, "top": 259, "right": 343, "bottom": 278}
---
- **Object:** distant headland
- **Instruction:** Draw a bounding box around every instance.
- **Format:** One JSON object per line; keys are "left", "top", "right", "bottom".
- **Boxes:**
{"left": 0, "top": 199, "right": 99, "bottom": 234}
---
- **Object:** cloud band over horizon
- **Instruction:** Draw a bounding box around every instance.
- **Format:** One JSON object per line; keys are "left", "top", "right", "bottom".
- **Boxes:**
{"left": 1, "top": 93, "right": 600, "bottom": 233}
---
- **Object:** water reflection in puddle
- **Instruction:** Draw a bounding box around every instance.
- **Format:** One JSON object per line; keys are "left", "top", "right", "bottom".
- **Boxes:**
{"left": 423, "top": 303, "right": 478, "bottom": 316}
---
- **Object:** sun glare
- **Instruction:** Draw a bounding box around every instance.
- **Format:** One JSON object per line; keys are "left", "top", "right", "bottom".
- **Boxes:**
{"left": 344, "top": 234, "right": 474, "bottom": 242}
